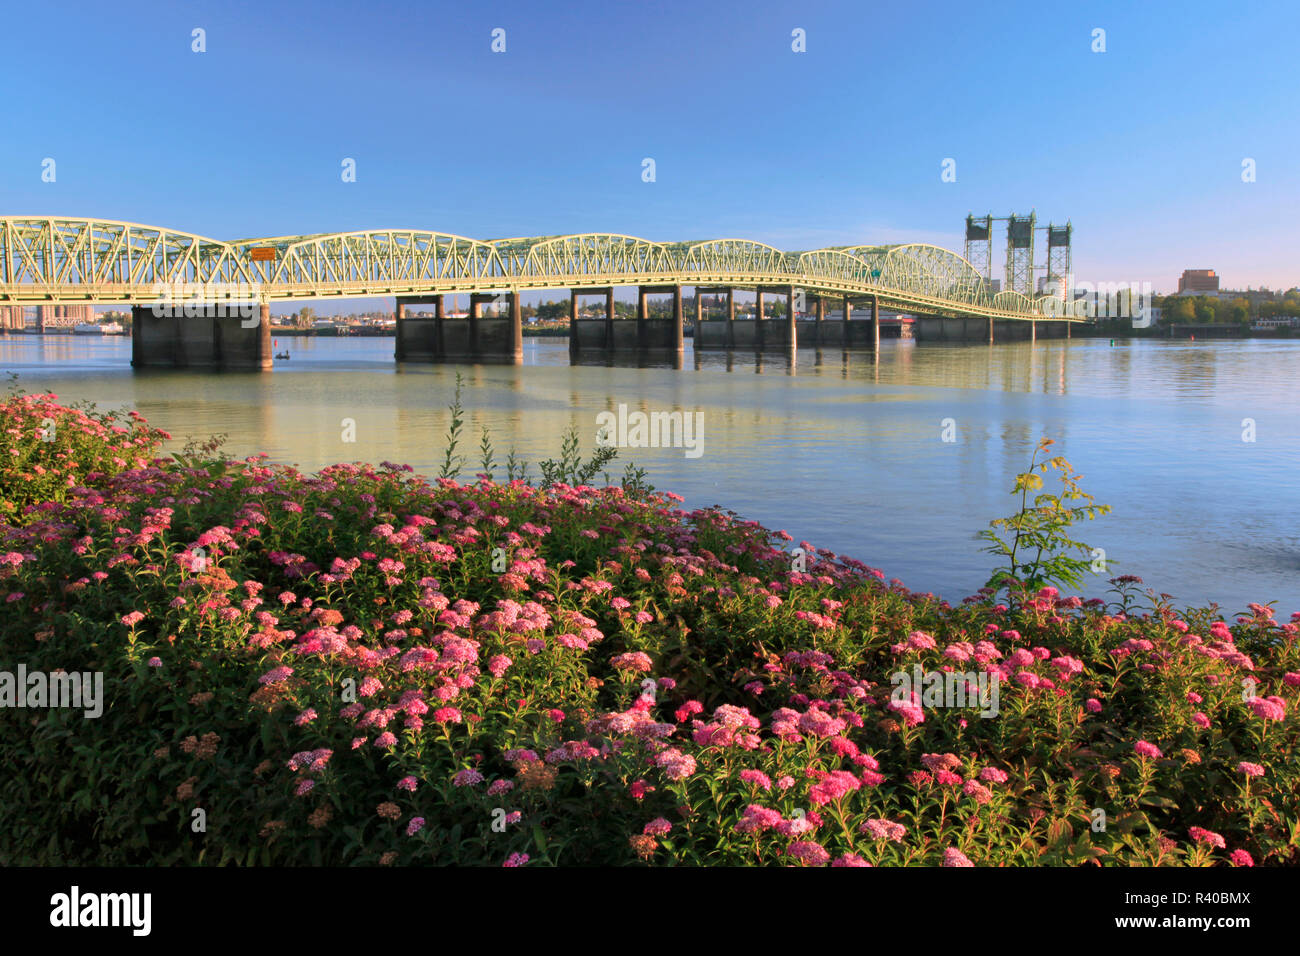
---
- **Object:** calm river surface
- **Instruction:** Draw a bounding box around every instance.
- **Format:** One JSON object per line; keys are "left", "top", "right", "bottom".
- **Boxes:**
{"left": 4, "top": 333, "right": 1298, "bottom": 615}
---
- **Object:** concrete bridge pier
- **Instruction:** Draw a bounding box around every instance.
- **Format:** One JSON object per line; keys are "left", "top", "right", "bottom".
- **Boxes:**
{"left": 871, "top": 294, "right": 880, "bottom": 351}
{"left": 396, "top": 292, "right": 520, "bottom": 363}
{"left": 727, "top": 288, "right": 736, "bottom": 348}
{"left": 131, "top": 303, "right": 271, "bottom": 370}
{"left": 842, "top": 295, "right": 852, "bottom": 348}
{"left": 786, "top": 286, "right": 797, "bottom": 352}
{"left": 637, "top": 287, "right": 649, "bottom": 349}
{"left": 673, "top": 284, "right": 684, "bottom": 354}
{"left": 568, "top": 291, "right": 579, "bottom": 359}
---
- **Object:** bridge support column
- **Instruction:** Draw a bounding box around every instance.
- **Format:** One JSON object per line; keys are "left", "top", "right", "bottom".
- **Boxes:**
{"left": 637, "top": 287, "right": 648, "bottom": 350}
{"left": 755, "top": 290, "right": 765, "bottom": 350}
{"left": 131, "top": 302, "right": 271, "bottom": 370}
{"left": 131, "top": 305, "right": 145, "bottom": 366}
{"left": 694, "top": 287, "right": 703, "bottom": 342}
{"left": 842, "top": 295, "right": 851, "bottom": 348}
{"left": 569, "top": 290, "right": 579, "bottom": 358}
{"left": 726, "top": 288, "right": 736, "bottom": 349}
{"left": 1031, "top": 319, "right": 1037, "bottom": 343}
{"left": 605, "top": 288, "right": 615, "bottom": 350}
{"left": 510, "top": 290, "right": 523, "bottom": 362}
{"left": 787, "top": 286, "right": 796, "bottom": 351}
{"left": 988, "top": 316, "right": 994, "bottom": 345}
{"left": 394, "top": 297, "right": 408, "bottom": 361}
{"left": 815, "top": 294, "right": 825, "bottom": 347}
{"left": 871, "top": 295, "right": 880, "bottom": 350}
{"left": 673, "top": 285, "right": 684, "bottom": 354}
{"left": 1067, "top": 320, "right": 1071, "bottom": 339}
{"left": 469, "top": 295, "right": 483, "bottom": 356}
{"left": 435, "top": 295, "right": 446, "bottom": 357}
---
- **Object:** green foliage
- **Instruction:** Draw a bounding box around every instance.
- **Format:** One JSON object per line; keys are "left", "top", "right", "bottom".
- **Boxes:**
{"left": 980, "top": 437, "right": 1111, "bottom": 602}
{"left": 437, "top": 373, "right": 467, "bottom": 480}
{"left": 537, "top": 426, "right": 619, "bottom": 488}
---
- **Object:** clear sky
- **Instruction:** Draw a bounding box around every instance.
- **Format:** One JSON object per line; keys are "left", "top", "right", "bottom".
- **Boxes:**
{"left": 4, "top": 0, "right": 1298, "bottom": 311}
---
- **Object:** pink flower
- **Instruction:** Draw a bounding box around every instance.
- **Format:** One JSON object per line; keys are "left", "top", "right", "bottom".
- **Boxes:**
{"left": 1229, "top": 849, "right": 1254, "bottom": 867}
{"left": 653, "top": 748, "right": 696, "bottom": 780}
{"left": 978, "top": 767, "right": 1009, "bottom": 784}
{"left": 1085, "top": 698, "right": 1102, "bottom": 713}
{"left": 374, "top": 732, "right": 397, "bottom": 749}
{"left": 397, "top": 776, "right": 419, "bottom": 791}
{"left": 120, "top": 611, "right": 145, "bottom": 626}
{"left": 739, "top": 769, "right": 772, "bottom": 790}
{"left": 942, "top": 847, "right": 975, "bottom": 867}
{"left": 1237, "top": 762, "right": 1265, "bottom": 778}
{"left": 406, "top": 817, "right": 425, "bottom": 836}
{"left": 1247, "top": 696, "right": 1286, "bottom": 721}
{"left": 860, "top": 819, "right": 907, "bottom": 842}
{"left": 808, "top": 770, "right": 861, "bottom": 805}
{"left": 643, "top": 818, "right": 672, "bottom": 836}
{"left": 452, "top": 769, "right": 484, "bottom": 787}
{"left": 786, "top": 841, "right": 831, "bottom": 866}
{"left": 831, "top": 853, "right": 871, "bottom": 867}
{"left": 1134, "top": 740, "right": 1163, "bottom": 759}
{"left": 503, "top": 852, "right": 530, "bottom": 867}
{"left": 1188, "top": 826, "right": 1226, "bottom": 849}
{"left": 611, "top": 651, "right": 654, "bottom": 673}
{"left": 963, "top": 779, "right": 993, "bottom": 805}
{"left": 734, "top": 804, "right": 782, "bottom": 834}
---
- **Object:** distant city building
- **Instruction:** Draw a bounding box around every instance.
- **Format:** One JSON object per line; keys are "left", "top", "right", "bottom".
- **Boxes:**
{"left": 1252, "top": 315, "right": 1300, "bottom": 329}
{"left": 1177, "top": 269, "right": 1220, "bottom": 295}
{"left": 988, "top": 279, "right": 1001, "bottom": 294}
{"left": 1219, "top": 288, "right": 1277, "bottom": 306}
{"left": 0, "top": 305, "right": 26, "bottom": 329}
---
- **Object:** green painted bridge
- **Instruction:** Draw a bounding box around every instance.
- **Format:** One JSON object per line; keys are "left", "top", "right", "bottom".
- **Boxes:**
{"left": 0, "top": 217, "right": 1070, "bottom": 320}
{"left": 0, "top": 217, "right": 1079, "bottom": 368}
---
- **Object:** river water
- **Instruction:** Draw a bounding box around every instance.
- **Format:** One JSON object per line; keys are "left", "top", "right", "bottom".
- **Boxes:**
{"left": 4, "top": 333, "right": 1297, "bottom": 615}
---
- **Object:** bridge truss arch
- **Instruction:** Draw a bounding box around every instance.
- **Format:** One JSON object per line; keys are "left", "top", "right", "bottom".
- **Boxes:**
{"left": 0, "top": 217, "right": 1063, "bottom": 320}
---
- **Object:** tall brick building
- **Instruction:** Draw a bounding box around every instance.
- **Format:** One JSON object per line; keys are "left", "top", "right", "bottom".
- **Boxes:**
{"left": 1177, "top": 269, "right": 1220, "bottom": 295}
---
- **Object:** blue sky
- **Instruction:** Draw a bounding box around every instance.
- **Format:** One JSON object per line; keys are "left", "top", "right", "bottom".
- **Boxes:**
{"left": 4, "top": 0, "right": 1298, "bottom": 309}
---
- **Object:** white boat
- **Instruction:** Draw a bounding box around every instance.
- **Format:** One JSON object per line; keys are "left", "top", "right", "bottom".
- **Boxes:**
{"left": 72, "top": 322, "right": 125, "bottom": 335}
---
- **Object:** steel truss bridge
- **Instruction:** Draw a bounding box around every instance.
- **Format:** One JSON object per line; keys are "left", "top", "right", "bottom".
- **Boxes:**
{"left": 0, "top": 217, "right": 1073, "bottom": 322}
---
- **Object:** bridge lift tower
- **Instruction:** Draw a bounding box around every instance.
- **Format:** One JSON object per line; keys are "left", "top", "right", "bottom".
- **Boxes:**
{"left": 964, "top": 214, "right": 994, "bottom": 284}
{"left": 1004, "top": 212, "right": 1036, "bottom": 297}
{"left": 966, "top": 211, "right": 1043, "bottom": 297}
{"left": 1042, "top": 221, "right": 1072, "bottom": 301}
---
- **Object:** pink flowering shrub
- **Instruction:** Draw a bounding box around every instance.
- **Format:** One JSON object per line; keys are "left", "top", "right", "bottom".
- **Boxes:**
{"left": 0, "top": 390, "right": 170, "bottom": 517}
{"left": 1, "top": 399, "right": 1298, "bottom": 867}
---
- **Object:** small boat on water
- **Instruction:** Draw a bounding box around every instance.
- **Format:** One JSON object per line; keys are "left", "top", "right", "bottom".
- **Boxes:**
{"left": 274, "top": 351, "right": 291, "bottom": 360}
